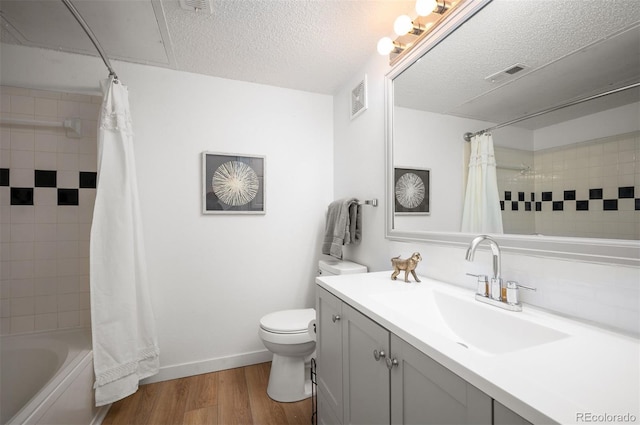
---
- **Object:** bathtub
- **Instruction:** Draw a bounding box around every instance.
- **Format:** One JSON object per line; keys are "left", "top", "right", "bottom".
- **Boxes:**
{"left": 0, "top": 329, "right": 110, "bottom": 425}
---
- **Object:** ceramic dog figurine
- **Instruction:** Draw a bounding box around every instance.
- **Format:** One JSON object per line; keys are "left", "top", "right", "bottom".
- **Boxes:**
{"left": 390, "top": 252, "right": 422, "bottom": 282}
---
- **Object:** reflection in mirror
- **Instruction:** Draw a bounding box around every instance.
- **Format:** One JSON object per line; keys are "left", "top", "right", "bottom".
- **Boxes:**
{"left": 391, "top": 0, "right": 640, "bottom": 241}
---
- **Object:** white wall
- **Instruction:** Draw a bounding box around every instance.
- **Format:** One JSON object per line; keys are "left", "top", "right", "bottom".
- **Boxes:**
{"left": 1, "top": 44, "right": 334, "bottom": 380}
{"left": 334, "top": 53, "right": 639, "bottom": 336}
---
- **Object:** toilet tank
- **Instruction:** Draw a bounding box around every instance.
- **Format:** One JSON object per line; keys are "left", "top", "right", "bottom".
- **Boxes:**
{"left": 318, "top": 259, "right": 367, "bottom": 277}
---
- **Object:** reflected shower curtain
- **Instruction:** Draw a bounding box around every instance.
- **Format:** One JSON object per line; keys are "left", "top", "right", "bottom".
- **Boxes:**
{"left": 90, "top": 77, "right": 159, "bottom": 406}
{"left": 461, "top": 133, "right": 504, "bottom": 234}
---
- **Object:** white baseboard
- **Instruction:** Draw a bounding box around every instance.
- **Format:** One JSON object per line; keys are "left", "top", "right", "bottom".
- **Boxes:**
{"left": 140, "top": 349, "right": 273, "bottom": 384}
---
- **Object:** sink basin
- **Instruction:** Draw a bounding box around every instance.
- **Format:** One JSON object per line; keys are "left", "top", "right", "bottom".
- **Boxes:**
{"left": 370, "top": 286, "right": 569, "bottom": 355}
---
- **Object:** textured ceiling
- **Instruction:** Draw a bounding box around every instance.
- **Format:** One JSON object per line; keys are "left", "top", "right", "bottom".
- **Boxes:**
{"left": 0, "top": 0, "right": 415, "bottom": 94}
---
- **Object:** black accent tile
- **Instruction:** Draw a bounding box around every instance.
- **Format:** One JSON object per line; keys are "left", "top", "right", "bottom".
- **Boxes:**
{"left": 535, "top": 202, "right": 542, "bottom": 211}
{"left": 542, "top": 192, "right": 552, "bottom": 201}
{"left": 525, "top": 202, "right": 532, "bottom": 211}
{"left": 0, "top": 168, "right": 9, "bottom": 186}
{"left": 530, "top": 192, "right": 535, "bottom": 202}
{"left": 11, "top": 187, "right": 34, "bottom": 205}
{"left": 504, "top": 191, "right": 512, "bottom": 201}
{"left": 79, "top": 171, "right": 97, "bottom": 189}
{"left": 552, "top": 201, "right": 564, "bottom": 211}
{"left": 635, "top": 199, "right": 640, "bottom": 211}
{"left": 511, "top": 201, "right": 519, "bottom": 211}
{"left": 603, "top": 199, "right": 618, "bottom": 211}
{"left": 35, "top": 170, "right": 57, "bottom": 187}
{"left": 589, "top": 188, "right": 603, "bottom": 199}
{"left": 58, "top": 188, "right": 79, "bottom": 206}
{"left": 618, "top": 186, "right": 635, "bottom": 199}
{"left": 564, "top": 190, "right": 576, "bottom": 201}
{"left": 576, "top": 200, "right": 589, "bottom": 211}
{"left": 518, "top": 192, "right": 525, "bottom": 202}
{"left": 500, "top": 201, "right": 504, "bottom": 211}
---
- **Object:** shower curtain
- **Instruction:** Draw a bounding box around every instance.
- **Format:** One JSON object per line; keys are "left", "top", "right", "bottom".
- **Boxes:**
{"left": 461, "top": 133, "right": 504, "bottom": 234}
{"left": 90, "top": 76, "right": 159, "bottom": 406}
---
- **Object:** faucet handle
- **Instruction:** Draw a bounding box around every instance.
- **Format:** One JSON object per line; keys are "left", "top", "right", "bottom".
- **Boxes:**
{"left": 467, "top": 273, "right": 488, "bottom": 296}
{"left": 506, "top": 281, "right": 537, "bottom": 305}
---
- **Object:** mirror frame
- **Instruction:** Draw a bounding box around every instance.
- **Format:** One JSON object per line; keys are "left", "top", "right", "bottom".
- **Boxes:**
{"left": 384, "top": 0, "right": 640, "bottom": 266}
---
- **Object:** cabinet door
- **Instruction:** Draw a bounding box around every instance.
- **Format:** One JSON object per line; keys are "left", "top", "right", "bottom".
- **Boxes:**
{"left": 343, "top": 304, "right": 390, "bottom": 425}
{"left": 317, "top": 287, "right": 345, "bottom": 423}
{"left": 493, "top": 400, "right": 532, "bottom": 425}
{"left": 390, "top": 335, "right": 491, "bottom": 425}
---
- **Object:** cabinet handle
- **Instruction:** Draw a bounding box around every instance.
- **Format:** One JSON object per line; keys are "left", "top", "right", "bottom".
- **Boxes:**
{"left": 331, "top": 314, "right": 341, "bottom": 323}
{"left": 386, "top": 357, "right": 399, "bottom": 370}
{"left": 373, "top": 349, "right": 386, "bottom": 361}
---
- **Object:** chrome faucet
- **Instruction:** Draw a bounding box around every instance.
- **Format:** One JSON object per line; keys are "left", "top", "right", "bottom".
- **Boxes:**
{"left": 465, "top": 235, "right": 535, "bottom": 312}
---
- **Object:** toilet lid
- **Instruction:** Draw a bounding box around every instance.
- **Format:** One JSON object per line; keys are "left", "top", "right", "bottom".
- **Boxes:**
{"left": 260, "top": 308, "right": 315, "bottom": 334}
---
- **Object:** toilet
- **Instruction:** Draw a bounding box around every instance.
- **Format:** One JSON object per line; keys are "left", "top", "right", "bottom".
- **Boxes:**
{"left": 258, "top": 259, "right": 367, "bottom": 402}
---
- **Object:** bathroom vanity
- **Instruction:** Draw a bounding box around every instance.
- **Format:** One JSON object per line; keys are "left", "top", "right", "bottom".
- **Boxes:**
{"left": 315, "top": 272, "right": 639, "bottom": 424}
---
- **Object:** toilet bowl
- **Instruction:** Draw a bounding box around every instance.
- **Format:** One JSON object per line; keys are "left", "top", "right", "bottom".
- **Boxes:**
{"left": 258, "top": 308, "right": 316, "bottom": 402}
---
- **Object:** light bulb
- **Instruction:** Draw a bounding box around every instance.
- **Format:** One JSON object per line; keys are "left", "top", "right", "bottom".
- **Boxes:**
{"left": 416, "top": 0, "right": 437, "bottom": 16}
{"left": 377, "top": 37, "right": 395, "bottom": 55}
{"left": 393, "top": 15, "right": 413, "bottom": 36}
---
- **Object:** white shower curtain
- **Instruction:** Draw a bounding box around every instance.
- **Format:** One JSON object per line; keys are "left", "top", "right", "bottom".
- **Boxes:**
{"left": 90, "top": 77, "right": 159, "bottom": 406}
{"left": 461, "top": 133, "right": 504, "bottom": 234}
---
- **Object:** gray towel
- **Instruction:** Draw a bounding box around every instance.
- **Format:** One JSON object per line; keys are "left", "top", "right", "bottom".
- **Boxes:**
{"left": 322, "top": 198, "right": 362, "bottom": 259}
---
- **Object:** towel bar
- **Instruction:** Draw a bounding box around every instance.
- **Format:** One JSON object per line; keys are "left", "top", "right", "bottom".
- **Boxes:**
{"left": 359, "top": 199, "right": 378, "bottom": 207}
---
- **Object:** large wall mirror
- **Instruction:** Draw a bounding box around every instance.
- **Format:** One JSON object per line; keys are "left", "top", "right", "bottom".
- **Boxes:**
{"left": 385, "top": 0, "right": 640, "bottom": 265}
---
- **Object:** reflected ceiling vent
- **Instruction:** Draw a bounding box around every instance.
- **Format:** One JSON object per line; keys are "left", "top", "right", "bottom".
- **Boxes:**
{"left": 485, "top": 63, "right": 530, "bottom": 83}
{"left": 350, "top": 75, "right": 368, "bottom": 120}
{"left": 179, "top": 0, "right": 213, "bottom": 13}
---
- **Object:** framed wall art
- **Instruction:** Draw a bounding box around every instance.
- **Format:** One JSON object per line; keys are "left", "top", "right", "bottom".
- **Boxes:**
{"left": 394, "top": 167, "right": 430, "bottom": 215}
{"left": 202, "top": 152, "right": 265, "bottom": 214}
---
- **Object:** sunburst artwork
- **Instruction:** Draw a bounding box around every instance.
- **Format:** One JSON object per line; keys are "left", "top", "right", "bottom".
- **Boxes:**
{"left": 394, "top": 167, "right": 430, "bottom": 214}
{"left": 203, "top": 152, "right": 265, "bottom": 214}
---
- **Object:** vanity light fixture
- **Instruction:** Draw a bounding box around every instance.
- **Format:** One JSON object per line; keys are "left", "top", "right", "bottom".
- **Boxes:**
{"left": 377, "top": 0, "right": 457, "bottom": 64}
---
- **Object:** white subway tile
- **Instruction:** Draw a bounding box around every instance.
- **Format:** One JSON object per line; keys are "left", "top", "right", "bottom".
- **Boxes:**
{"left": 34, "top": 133, "right": 59, "bottom": 153}
{"left": 57, "top": 310, "right": 79, "bottom": 328}
{"left": 34, "top": 98, "right": 58, "bottom": 117}
{"left": 10, "top": 205, "right": 34, "bottom": 224}
{"left": 34, "top": 205, "right": 57, "bottom": 224}
{"left": 34, "top": 313, "right": 58, "bottom": 331}
{"left": 0, "top": 298, "right": 9, "bottom": 317}
{"left": 10, "top": 95, "right": 35, "bottom": 115}
{"left": 33, "top": 223, "right": 57, "bottom": 241}
{"left": 10, "top": 242, "right": 33, "bottom": 261}
{"left": 35, "top": 294, "right": 57, "bottom": 314}
{"left": 57, "top": 152, "right": 78, "bottom": 171}
{"left": 10, "top": 260, "right": 34, "bottom": 279}
{"left": 9, "top": 169, "right": 34, "bottom": 188}
{"left": 11, "top": 296, "right": 34, "bottom": 316}
{"left": 10, "top": 315, "right": 34, "bottom": 333}
{"left": 34, "top": 259, "right": 58, "bottom": 278}
{"left": 34, "top": 151, "right": 58, "bottom": 169}
{"left": 34, "top": 188, "right": 57, "bottom": 206}
{"left": 11, "top": 149, "right": 34, "bottom": 168}
{"left": 10, "top": 130, "right": 35, "bottom": 151}
{"left": 58, "top": 293, "right": 79, "bottom": 312}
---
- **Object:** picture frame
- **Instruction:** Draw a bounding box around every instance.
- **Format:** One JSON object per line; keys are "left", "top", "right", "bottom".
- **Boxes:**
{"left": 202, "top": 152, "right": 265, "bottom": 214}
{"left": 394, "top": 167, "right": 430, "bottom": 215}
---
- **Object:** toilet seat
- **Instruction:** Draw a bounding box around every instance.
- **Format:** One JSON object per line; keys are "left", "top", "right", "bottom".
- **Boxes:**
{"left": 259, "top": 308, "right": 315, "bottom": 334}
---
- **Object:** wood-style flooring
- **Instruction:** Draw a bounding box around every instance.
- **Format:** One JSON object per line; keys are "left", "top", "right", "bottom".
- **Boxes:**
{"left": 102, "top": 362, "right": 313, "bottom": 425}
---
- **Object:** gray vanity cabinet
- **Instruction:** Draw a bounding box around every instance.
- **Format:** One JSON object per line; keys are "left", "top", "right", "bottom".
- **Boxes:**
{"left": 316, "top": 287, "right": 492, "bottom": 425}
{"left": 493, "top": 401, "right": 532, "bottom": 425}
{"left": 389, "top": 334, "right": 492, "bottom": 424}
{"left": 342, "top": 303, "right": 390, "bottom": 424}
{"left": 317, "top": 287, "right": 345, "bottom": 423}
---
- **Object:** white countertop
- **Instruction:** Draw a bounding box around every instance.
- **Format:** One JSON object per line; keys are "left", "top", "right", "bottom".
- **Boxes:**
{"left": 316, "top": 271, "right": 640, "bottom": 425}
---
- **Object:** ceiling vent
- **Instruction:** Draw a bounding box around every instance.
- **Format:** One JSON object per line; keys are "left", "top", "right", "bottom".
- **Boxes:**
{"left": 350, "top": 75, "right": 368, "bottom": 120}
{"left": 485, "top": 63, "right": 530, "bottom": 83}
{"left": 179, "top": 0, "right": 213, "bottom": 14}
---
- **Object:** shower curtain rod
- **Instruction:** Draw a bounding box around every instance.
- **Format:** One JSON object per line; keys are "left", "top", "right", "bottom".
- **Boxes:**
{"left": 462, "top": 82, "right": 640, "bottom": 142}
{"left": 61, "top": 0, "right": 119, "bottom": 81}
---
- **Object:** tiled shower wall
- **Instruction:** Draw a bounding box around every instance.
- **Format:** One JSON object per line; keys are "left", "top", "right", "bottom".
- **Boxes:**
{"left": 497, "top": 131, "right": 640, "bottom": 239}
{"left": 0, "top": 85, "right": 100, "bottom": 335}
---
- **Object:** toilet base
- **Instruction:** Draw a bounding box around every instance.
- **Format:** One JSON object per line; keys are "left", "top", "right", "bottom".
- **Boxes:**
{"left": 266, "top": 354, "right": 312, "bottom": 402}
